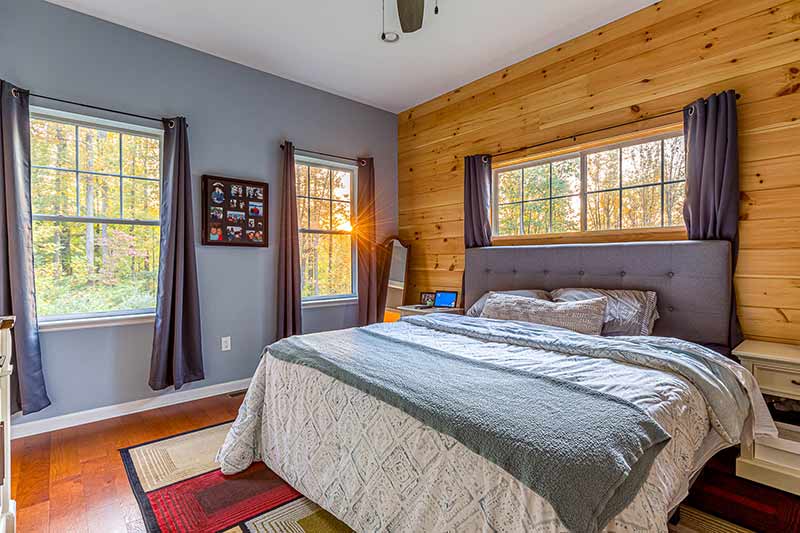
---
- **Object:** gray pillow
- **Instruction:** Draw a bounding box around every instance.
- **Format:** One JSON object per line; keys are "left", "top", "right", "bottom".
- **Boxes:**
{"left": 550, "top": 288, "right": 659, "bottom": 336}
{"left": 480, "top": 292, "right": 607, "bottom": 336}
{"left": 466, "top": 289, "right": 551, "bottom": 317}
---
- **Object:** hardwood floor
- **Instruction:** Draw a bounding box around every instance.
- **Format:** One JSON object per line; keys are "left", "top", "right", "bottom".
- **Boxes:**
{"left": 11, "top": 394, "right": 243, "bottom": 533}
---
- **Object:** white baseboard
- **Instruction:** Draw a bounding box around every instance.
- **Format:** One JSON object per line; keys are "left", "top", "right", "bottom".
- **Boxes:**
{"left": 10, "top": 378, "right": 250, "bottom": 440}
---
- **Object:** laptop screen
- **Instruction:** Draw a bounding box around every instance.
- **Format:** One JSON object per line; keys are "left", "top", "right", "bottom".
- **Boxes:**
{"left": 434, "top": 291, "right": 458, "bottom": 308}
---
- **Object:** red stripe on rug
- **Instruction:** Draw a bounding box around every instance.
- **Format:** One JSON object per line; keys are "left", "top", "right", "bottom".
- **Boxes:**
{"left": 147, "top": 463, "right": 301, "bottom": 532}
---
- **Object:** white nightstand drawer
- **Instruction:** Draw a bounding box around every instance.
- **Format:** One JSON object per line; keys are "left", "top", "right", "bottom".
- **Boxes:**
{"left": 752, "top": 363, "right": 800, "bottom": 399}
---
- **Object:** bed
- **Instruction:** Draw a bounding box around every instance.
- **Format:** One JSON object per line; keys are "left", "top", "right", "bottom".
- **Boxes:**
{"left": 217, "top": 241, "right": 776, "bottom": 533}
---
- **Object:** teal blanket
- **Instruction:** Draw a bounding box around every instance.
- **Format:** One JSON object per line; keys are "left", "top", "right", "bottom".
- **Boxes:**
{"left": 270, "top": 316, "right": 691, "bottom": 533}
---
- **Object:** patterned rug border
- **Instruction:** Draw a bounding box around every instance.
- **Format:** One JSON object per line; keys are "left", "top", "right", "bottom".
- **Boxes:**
{"left": 119, "top": 419, "right": 236, "bottom": 533}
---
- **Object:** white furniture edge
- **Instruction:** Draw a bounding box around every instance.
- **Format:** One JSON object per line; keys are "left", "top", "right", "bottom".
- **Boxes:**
{"left": 1, "top": 317, "right": 15, "bottom": 533}
{"left": 10, "top": 377, "right": 250, "bottom": 440}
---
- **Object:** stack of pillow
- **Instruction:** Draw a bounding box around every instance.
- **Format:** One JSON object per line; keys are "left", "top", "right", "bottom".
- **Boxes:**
{"left": 467, "top": 288, "right": 659, "bottom": 337}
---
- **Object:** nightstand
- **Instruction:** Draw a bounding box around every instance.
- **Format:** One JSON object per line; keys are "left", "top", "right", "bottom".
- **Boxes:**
{"left": 396, "top": 305, "right": 464, "bottom": 317}
{"left": 734, "top": 339, "right": 800, "bottom": 496}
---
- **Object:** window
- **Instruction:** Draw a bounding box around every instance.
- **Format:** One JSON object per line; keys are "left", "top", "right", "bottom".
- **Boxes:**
{"left": 295, "top": 157, "right": 357, "bottom": 301}
{"left": 29, "top": 109, "right": 162, "bottom": 320}
{"left": 493, "top": 133, "right": 686, "bottom": 237}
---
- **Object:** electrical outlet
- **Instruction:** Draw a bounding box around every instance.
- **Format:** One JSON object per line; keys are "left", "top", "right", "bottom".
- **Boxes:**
{"left": 221, "top": 336, "right": 231, "bottom": 351}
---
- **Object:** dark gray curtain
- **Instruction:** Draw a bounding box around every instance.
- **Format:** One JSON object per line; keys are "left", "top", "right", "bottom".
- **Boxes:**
{"left": 683, "top": 89, "right": 743, "bottom": 350}
{"left": 149, "top": 117, "right": 204, "bottom": 390}
{"left": 0, "top": 81, "right": 50, "bottom": 415}
{"left": 464, "top": 154, "right": 492, "bottom": 248}
{"left": 357, "top": 157, "right": 381, "bottom": 326}
{"left": 277, "top": 141, "right": 302, "bottom": 339}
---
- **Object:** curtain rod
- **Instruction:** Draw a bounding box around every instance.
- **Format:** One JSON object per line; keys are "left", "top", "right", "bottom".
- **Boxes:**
{"left": 280, "top": 143, "right": 362, "bottom": 164}
{"left": 27, "top": 92, "right": 163, "bottom": 124}
{"left": 492, "top": 92, "right": 740, "bottom": 159}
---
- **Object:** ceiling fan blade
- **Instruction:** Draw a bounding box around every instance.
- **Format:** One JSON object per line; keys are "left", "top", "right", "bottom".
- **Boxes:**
{"left": 397, "top": 0, "right": 424, "bottom": 33}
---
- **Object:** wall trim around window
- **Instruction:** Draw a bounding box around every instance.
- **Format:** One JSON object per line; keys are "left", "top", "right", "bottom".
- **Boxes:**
{"left": 39, "top": 312, "right": 156, "bottom": 333}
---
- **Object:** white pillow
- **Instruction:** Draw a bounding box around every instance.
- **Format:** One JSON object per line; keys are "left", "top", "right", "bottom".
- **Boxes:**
{"left": 466, "top": 289, "right": 551, "bottom": 317}
{"left": 480, "top": 292, "right": 607, "bottom": 336}
{"left": 550, "top": 288, "right": 659, "bottom": 336}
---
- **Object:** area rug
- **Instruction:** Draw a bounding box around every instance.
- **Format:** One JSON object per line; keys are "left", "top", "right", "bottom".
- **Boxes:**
{"left": 120, "top": 421, "right": 352, "bottom": 533}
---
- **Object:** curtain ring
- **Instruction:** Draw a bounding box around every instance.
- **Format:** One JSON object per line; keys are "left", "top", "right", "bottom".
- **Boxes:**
{"left": 481, "top": 155, "right": 490, "bottom": 164}
{"left": 359, "top": 159, "right": 367, "bottom": 166}
{"left": 687, "top": 107, "right": 695, "bottom": 117}
{"left": 168, "top": 120, "right": 176, "bottom": 128}
{"left": 10, "top": 88, "right": 20, "bottom": 98}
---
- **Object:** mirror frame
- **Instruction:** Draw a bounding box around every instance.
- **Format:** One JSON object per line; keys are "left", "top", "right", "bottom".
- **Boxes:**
{"left": 381, "top": 235, "right": 411, "bottom": 307}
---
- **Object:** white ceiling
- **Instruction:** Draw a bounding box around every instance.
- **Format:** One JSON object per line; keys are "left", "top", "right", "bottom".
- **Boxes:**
{"left": 47, "top": 0, "right": 653, "bottom": 113}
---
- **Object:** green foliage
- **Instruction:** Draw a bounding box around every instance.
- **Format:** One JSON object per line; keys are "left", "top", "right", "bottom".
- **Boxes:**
{"left": 296, "top": 163, "right": 354, "bottom": 298}
{"left": 30, "top": 117, "right": 161, "bottom": 318}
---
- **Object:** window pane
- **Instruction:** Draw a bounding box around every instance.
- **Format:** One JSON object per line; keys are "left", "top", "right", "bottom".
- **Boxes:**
{"left": 299, "top": 232, "right": 353, "bottom": 298}
{"left": 309, "top": 166, "right": 331, "bottom": 198}
{"left": 79, "top": 174, "right": 121, "bottom": 218}
{"left": 32, "top": 221, "right": 159, "bottom": 317}
{"left": 122, "top": 134, "right": 160, "bottom": 178}
{"left": 663, "top": 136, "right": 686, "bottom": 182}
{"left": 296, "top": 197, "right": 309, "bottom": 228}
{"left": 309, "top": 199, "right": 331, "bottom": 230}
{"left": 497, "top": 169, "right": 522, "bottom": 204}
{"left": 332, "top": 200, "right": 351, "bottom": 231}
{"left": 622, "top": 140, "right": 661, "bottom": 187}
{"left": 552, "top": 196, "right": 581, "bottom": 233}
{"left": 496, "top": 203, "right": 521, "bottom": 236}
{"left": 332, "top": 170, "right": 351, "bottom": 201}
{"left": 587, "top": 148, "right": 619, "bottom": 191}
{"left": 78, "top": 127, "right": 120, "bottom": 174}
{"left": 31, "top": 119, "right": 76, "bottom": 169}
{"left": 552, "top": 157, "right": 580, "bottom": 196}
{"left": 31, "top": 169, "right": 77, "bottom": 216}
{"left": 622, "top": 185, "right": 661, "bottom": 229}
{"left": 295, "top": 163, "right": 308, "bottom": 196}
{"left": 122, "top": 178, "right": 160, "bottom": 220}
{"left": 523, "top": 200, "right": 549, "bottom": 235}
{"left": 664, "top": 181, "right": 686, "bottom": 226}
{"left": 523, "top": 165, "right": 548, "bottom": 200}
{"left": 586, "top": 191, "right": 620, "bottom": 231}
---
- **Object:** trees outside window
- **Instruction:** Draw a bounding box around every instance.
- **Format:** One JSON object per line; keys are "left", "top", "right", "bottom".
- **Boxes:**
{"left": 494, "top": 133, "right": 686, "bottom": 237}
{"left": 30, "top": 111, "right": 162, "bottom": 319}
{"left": 295, "top": 158, "right": 356, "bottom": 300}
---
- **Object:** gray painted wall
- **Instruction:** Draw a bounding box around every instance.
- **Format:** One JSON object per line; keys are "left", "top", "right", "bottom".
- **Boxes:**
{"left": 1, "top": 0, "right": 398, "bottom": 424}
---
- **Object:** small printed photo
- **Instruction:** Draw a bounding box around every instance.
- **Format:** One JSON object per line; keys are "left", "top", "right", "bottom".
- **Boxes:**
{"left": 230, "top": 184, "right": 243, "bottom": 197}
{"left": 248, "top": 201, "right": 263, "bottom": 217}
{"left": 246, "top": 186, "right": 264, "bottom": 200}
{"left": 209, "top": 223, "right": 222, "bottom": 241}
{"left": 229, "top": 199, "right": 237, "bottom": 208}
{"left": 420, "top": 292, "right": 435, "bottom": 306}
{"left": 227, "top": 210, "right": 246, "bottom": 224}
{"left": 247, "top": 218, "right": 255, "bottom": 228}
{"left": 247, "top": 230, "right": 263, "bottom": 242}
{"left": 238, "top": 200, "right": 246, "bottom": 209}
{"left": 226, "top": 226, "right": 243, "bottom": 240}
{"left": 210, "top": 207, "right": 224, "bottom": 221}
{"left": 211, "top": 182, "right": 225, "bottom": 204}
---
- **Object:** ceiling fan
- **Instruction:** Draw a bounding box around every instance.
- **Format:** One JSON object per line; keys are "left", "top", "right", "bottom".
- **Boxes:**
{"left": 381, "top": 0, "right": 440, "bottom": 43}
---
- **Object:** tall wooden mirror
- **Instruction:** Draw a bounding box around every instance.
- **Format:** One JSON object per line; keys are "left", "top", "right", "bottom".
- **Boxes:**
{"left": 381, "top": 237, "right": 410, "bottom": 322}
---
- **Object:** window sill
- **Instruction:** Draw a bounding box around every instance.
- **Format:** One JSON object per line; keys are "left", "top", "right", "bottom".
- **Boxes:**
{"left": 39, "top": 313, "right": 156, "bottom": 333}
{"left": 491, "top": 226, "right": 687, "bottom": 246}
{"left": 302, "top": 297, "right": 359, "bottom": 309}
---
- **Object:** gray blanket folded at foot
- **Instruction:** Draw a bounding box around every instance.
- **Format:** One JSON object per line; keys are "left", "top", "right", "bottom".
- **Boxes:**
{"left": 269, "top": 323, "right": 671, "bottom": 533}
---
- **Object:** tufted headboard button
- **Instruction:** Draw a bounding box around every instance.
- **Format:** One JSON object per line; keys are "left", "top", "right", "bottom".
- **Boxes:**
{"left": 620, "top": 271, "right": 626, "bottom": 277}
{"left": 667, "top": 271, "right": 675, "bottom": 278}
{"left": 485, "top": 268, "right": 491, "bottom": 274}
{"left": 512, "top": 269, "right": 518, "bottom": 274}
{"left": 668, "top": 306, "right": 675, "bottom": 312}
{"left": 578, "top": 270, "right": 585, "bottom": 276}
{"left": 543, "top": 269, "right": 549, "bottom": 275}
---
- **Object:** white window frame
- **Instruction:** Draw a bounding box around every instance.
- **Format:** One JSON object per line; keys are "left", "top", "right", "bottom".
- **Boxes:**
{"left": 29, "top": 107, "right": 164, "bottom": 327}
{"left": 294, "top": 153, "right": 358, "bottom": 306}
{"left": 492, "top": 131, "right": 686, "bottom": 237}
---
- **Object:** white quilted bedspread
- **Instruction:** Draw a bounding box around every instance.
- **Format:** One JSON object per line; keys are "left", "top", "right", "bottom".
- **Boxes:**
{"left": 218, "top": 320, "right": 727, "bottom": 532}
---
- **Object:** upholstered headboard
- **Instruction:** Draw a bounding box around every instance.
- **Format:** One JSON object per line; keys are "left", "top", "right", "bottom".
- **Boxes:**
{"left": 464, "top": 240, "right": 732, "bottom": 347}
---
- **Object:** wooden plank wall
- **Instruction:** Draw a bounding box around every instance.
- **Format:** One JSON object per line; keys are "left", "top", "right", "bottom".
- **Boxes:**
{"left": 397, "top": 0, "right": 800, "bottom": 345}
